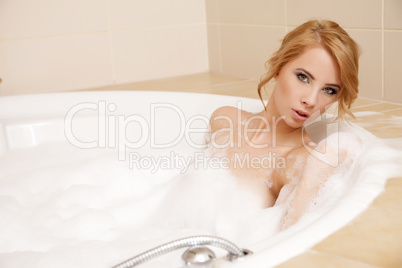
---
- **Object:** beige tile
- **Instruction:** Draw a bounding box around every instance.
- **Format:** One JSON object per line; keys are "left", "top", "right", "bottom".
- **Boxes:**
{"left": 276, "top": 250, "right": 377, "bottom": 268}
{"left": 219, "top": 25, "right": 285, "bottom": 80}
{"left": 259, "top": 81, "right": 275, "bottom": 100}
{"left": 218, "top": 0, "right": 285, "bottom": 25}
{"left": 207, "top": 24, "right": 222, "bottom": 73}
{"left": 348, "top": 30, "right": 382, "bottom": 100}
{"left": 370, "top": 177, "right": 402, "bottom": 211}
{"left": 108, "top": 0, "right": 205, "bottom": 30}
{"left": 374, "top": 128, "right": 402, "bottom": 139}
{"left": 0, "top": 34, "right": 113, "bottom": 96}
{"left": 352, "top": 98, "right": 381, "bottom": 108}
{"left": 386, "top": 177, "right": 402, "bottom": 188}
{"left": 86, "top": 77, "right": 269, "bottom": 106}
{"left": 313, "top": 206, "right": 402, "bottom": 267}
{"left": 111, "top": 25, "right": 209, "bottom": 84}
{"left": 384, "top": 31, "right": 402, "bottom": 103}
{"left": 351, "top": 102, "right": 402, "bottom": 113}
{"left": 205, "top": 0, "right": 219, "bottom": 23}
{"left": 364, "top": 127, "right": 402, "bottom": 139}
{"left": 355, "top": 125, "right": 402, "bottom": 139}
{"left": 385, "top": 0, "right": 402, "bottom": 30}
{"left": 350, "top": 110, "right": 402, "bottom": 138}
{"left": 84, "top": 73, "right": 245, "bottom": 92}
{"left": 383, "top": 108, "right": 402, "bottom": 117}
{"left": 0, "top": 0, "right": 107, "bottom": 40}
{"left": 286, "top": 0, "right": 382, "bottom": 29}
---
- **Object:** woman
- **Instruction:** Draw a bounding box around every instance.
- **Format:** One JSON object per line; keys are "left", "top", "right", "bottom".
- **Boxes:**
{"left": 207, "top": 20, "right": 362, "bottom": 230}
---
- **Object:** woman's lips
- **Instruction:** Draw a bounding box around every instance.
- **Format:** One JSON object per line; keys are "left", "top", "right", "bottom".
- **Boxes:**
{"left": 292, "top": 109, "right": 310, "bottom": 121}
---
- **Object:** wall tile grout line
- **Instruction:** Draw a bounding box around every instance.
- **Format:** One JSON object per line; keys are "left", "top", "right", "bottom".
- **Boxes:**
{"left": 216, "top": 1, "right": 223, "bottom": 74}
{"left": 382, "top": 107, "right": 402, "bottom": 113}
{"left": 106, "top": 0, "right": 117, "bottom": 85}
{"left": 0, "top": 23, "right": 208, "bottom": 43}
{"left": 284, "top": 0, "right": 288, "bottom": 34}
{"left": 0, "top": 31, "right": 109, "bottom": 43}
{"left": 351, "top": 103, "right": 385, "bottom": 109}
{"left": 205, "top": 24, "right": 399, "bottom": 32}
{"left": 381, "top": 0, "right": 385, "bottom": 100}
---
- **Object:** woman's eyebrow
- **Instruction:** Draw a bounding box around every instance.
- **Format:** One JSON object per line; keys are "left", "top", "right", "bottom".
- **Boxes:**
{"left": 296, "top": 68, "right": 315, "bottom": 80}
{"left": 326, "top": 83, "right": 341, "bottom": 90}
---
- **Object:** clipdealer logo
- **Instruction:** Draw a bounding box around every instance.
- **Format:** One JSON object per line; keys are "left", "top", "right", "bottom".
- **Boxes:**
{"left": 128, "top": 151, "right": 286, "bottom": 174}
{"left": 64, "top": 101, "right": 210, "bottom": 160}
{"left": 64, "top": 100, "right": 340, "bottom": 169}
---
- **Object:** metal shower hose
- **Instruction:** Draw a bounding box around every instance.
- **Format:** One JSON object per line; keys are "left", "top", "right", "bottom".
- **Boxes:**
{"left": 112, "top": 235, "right": 247, "bottom": 268}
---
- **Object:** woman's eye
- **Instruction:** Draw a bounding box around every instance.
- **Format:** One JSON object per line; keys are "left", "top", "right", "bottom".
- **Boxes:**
{"left": 297, "top": 73, "right": 309, "bottom": 83}
{"left": 323, "top": 87, "right": 337, "bottom": 95}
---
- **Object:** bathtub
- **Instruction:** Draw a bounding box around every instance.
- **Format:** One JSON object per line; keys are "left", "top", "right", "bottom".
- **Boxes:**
{"left": 0, "top": 91, "right": 401, "bottom": 268}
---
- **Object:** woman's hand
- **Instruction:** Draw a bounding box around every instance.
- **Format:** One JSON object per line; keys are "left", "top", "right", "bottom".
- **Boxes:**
{"left": 280, "top": 132, "right": 362, "bottom": 230}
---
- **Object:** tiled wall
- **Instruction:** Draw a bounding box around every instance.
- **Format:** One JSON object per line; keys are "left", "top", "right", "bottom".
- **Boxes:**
{"left": 1, "top": 0, "right": 401, "bottom": 103}
{"left": 0, "top": 0, "right": 208, "bottom": 95}
{"left": 206, "top": 0, "right": 402, "bottom": 103}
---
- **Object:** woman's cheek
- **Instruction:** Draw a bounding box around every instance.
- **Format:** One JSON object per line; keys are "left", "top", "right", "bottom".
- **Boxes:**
{"left": 277, "top": 80, "right": 293, "bottom": 100}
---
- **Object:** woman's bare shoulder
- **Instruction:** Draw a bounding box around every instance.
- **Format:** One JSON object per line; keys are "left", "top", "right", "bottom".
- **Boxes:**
{"left": 209, "top": 106, "right": 253, "bottom": 132}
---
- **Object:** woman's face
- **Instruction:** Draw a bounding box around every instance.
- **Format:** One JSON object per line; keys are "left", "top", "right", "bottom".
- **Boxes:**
{"left": 272, "top": 45, "right": 341, "bottom": 129}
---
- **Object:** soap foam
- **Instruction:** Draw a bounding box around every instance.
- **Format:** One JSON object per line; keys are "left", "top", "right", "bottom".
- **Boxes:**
{"left": 1, "top": 121, "right": 402, "bottom": 267}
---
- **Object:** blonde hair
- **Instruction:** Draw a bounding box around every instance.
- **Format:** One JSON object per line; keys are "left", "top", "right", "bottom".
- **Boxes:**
{"left": 258, "top": 20, "right": 360, "bottom": 120}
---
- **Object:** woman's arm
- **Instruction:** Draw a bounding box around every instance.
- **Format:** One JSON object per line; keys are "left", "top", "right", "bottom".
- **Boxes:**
{"left": 280, "top": 132, "right": 362, "bottom": 230}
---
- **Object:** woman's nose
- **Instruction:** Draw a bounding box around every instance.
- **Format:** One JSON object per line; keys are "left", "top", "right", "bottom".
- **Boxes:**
{"left": 301, "top": 89, "right": 319, "bottom": 107}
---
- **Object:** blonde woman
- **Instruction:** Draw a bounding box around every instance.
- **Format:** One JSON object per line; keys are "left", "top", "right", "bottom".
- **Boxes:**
{"left": 208, "top": 20, "right": 362, "bottom": 230}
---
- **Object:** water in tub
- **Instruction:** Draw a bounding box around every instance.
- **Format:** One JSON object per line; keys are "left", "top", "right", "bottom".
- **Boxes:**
{"left": 1, "top": 112, "right": 402, "bottom": 267}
